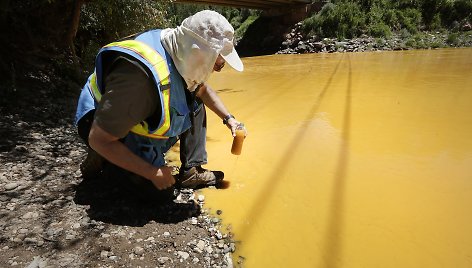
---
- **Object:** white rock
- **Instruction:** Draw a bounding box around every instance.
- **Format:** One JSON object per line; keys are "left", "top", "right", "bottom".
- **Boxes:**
{"left": 158, "top": 257, "right": 170, "bottom": 264}
{"left": 197, "top": 195, "right": 205, "bottom": 202}
{"left": 196, "top": 240, "right": 205, "bottom": 251}
{"left": 177, "top": 251, "right": 190, "bottom": 260}
{"left": 100, "top": 250, "right": 109, "bottom": 258}
{"left": 4, "top": 183, "right": 18, "bottom": 191}
{"left": 26, "top": 256, "right": 48, "bottom": 268}
{"left": 224, "top": 253, "right": 234, "bottom": 268}
{"left": 133, "top": 246, "right": 144, "bottom": 255}
{"left": 22, "top": 212, "right": 38, "bottom": 219}
{"left": 205, "top": 246, "right": 213, "bottom": 254}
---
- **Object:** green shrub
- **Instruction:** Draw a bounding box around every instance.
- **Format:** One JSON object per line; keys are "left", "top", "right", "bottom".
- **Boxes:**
{"left": 399, "top": 28, "right": 411, "bottom": 38}
{"left": 447, "top": 32, "right": 460, "bottom": 46}
{"left": 302, "top": 3, "right": 335, "bottom": 37}
{"left": 405, "top": 37, "right": 417, "bottom": 47}
{"left": 412, "top": 33, "right": 427, "bottom": 48}
{"left": 430, "top": 40, "right": 443, "bottom": 48}
{"left": 302, "top": 2, "right": 366, "bottom": 39}
{"left": 234, "top": 15, "right": 259, "bottom": 41}
{"left": 369, "top": 22, "right": 392, "bottom": 38}
{"left": 375, "top": 37, "right": 387, "bottom": 47}
{"left": 384, "top": 9, "right": 400, "bottom": 30}
{"left": 396, "top": 8, "right": 422, "bottom": 33}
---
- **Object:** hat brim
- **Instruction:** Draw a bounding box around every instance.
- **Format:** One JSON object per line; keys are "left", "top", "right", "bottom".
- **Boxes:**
{"left": 221, "top": 48, "right": 244, "bottom": 72}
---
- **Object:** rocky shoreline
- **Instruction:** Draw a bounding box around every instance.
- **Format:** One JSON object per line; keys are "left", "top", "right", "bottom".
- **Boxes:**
{"left": 277, "top": 22, "right": 472, "bottom": 54}
{"left": 0, "top": 74, "right": 238, "bottom": 267}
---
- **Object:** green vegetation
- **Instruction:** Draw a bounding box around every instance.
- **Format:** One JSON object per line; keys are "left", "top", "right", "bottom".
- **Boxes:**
{"left": 302, "top": 0, "right": 472, "bottom": 39}
{"left": 0, "top": 0, "right": 260, "bottom": 77}
{"left": 77, "top": 1, "right": 260, "bottom": 68}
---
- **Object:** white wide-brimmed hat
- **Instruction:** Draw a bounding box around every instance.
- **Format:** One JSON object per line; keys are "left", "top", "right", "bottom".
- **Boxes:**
{"left": 181, "top": 10, "right": 244, "bottom": 72}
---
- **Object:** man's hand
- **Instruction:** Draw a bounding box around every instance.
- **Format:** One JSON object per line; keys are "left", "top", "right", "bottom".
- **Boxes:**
{"left": 227, "top": 117, "right": 247, "bottom": 137}
{"left": 89, "top": 122, "right": 176, "bottom": 190}
{"left": 147, "top": 166, "right": 176, "bottom": 190}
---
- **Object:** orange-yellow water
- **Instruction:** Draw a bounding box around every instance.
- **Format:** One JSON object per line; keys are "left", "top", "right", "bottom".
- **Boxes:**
{"left": 201, "top": 48, "right": 472, "bottom": 268}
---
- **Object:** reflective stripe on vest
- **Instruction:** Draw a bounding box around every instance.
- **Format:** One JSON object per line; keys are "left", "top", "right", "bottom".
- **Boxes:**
{"left": 89, "top": 40, "right": 171, "bottom": 139}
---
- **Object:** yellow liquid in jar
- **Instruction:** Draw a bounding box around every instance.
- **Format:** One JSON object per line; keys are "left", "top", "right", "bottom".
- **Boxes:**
{"left": 231, "top": 129, "right": 245, "bottom": 155}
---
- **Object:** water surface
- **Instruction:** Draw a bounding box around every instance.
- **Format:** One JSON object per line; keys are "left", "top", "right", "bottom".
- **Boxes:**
{"left": 202, "top": 48, "right": 472, "bottom": 267}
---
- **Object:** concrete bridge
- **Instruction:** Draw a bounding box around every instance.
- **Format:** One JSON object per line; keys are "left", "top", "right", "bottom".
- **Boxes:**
{"left": 173, "top": 0, "right": 313, "bottom": 10}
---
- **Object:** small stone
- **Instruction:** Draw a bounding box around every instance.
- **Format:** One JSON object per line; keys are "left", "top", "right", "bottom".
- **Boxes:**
{"left": 133, "top": 246, "right": 144, "bottom": 256}
{"left": 26, "top": 256, "right": 48, "bottom": 268}
{"left": 205, "top": 246, "right": 213, "bottom": 254}
{"left": 177, "top": 251, "right": 190, "bottom": 260}
{"left": 196, "top": 240, "right": 205, "bottom": 251}
{"left": 192, "top": 257, "right": 199, "bottom": 264}
{"left": 163, "top": 231, "right": 170, "bottom": 237}
{"left": 24, "top": 237, "right": 38, "bottom": 244}
{"left": 197, "top": 195, "right": 205, "bottom": 202}
{"left": 14, "top": 145, "right": 28, "bottom": 153}
{"left": 224, "top": 253, "right": 233, "bottom": 267}
{"left": 65, "top": 234, "right": 75, "bottom": 240}
{"left": 22, "top": 212, "right": 38, "bottom": 219}
{"left": 4, "top": 183, "right": 19, "bottom": 191}
{"left": 158, "top": 257, "right": 170, "bottom": 264}
{"left": 108, "top": 255, "right": 118, "bottom": 261}
{"left": 100, "top": 251, "right": 109, "bottom": 258}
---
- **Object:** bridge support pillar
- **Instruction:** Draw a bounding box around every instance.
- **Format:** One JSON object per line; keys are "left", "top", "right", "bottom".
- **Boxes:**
{"left": 236, "top": 2, "right": 325, "bottom": 57}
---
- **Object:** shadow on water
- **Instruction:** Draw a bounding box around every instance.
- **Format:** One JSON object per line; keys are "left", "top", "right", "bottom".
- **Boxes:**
{"left": 318, "top": 54, "right": 352, "bottom": 268}
{"left": 73, "top": 167, "right": 201, "bottom": 227}
{"left": 237, "top": 54, "right": 346, "bottom": 256}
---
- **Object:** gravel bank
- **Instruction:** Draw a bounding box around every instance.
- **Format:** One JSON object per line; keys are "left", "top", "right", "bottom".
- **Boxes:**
{"left": 0, "top": 73, "right": 238, "bottom": 267}
{"left": 277, "top": 22, "right": 472, "bottom": 54}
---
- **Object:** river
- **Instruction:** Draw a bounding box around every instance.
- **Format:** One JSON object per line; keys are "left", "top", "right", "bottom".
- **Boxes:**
{"left": 201, "top": 48, "right": 472, "bottom": 267}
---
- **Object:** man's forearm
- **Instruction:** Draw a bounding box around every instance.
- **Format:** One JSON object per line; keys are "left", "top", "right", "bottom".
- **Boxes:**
{"left": 196, "top": 83, "right": 244, "bottom": 136}
{"left": 196, "top": 83, "right": 230, "bottom": 119}
{"left": 88, "top": 122, "right": 155, "bottom": 179}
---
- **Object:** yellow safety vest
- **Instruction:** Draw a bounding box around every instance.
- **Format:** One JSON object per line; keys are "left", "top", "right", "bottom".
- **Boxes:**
{"left": 89, "top": 40, "right": 172, "bottom": 139}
